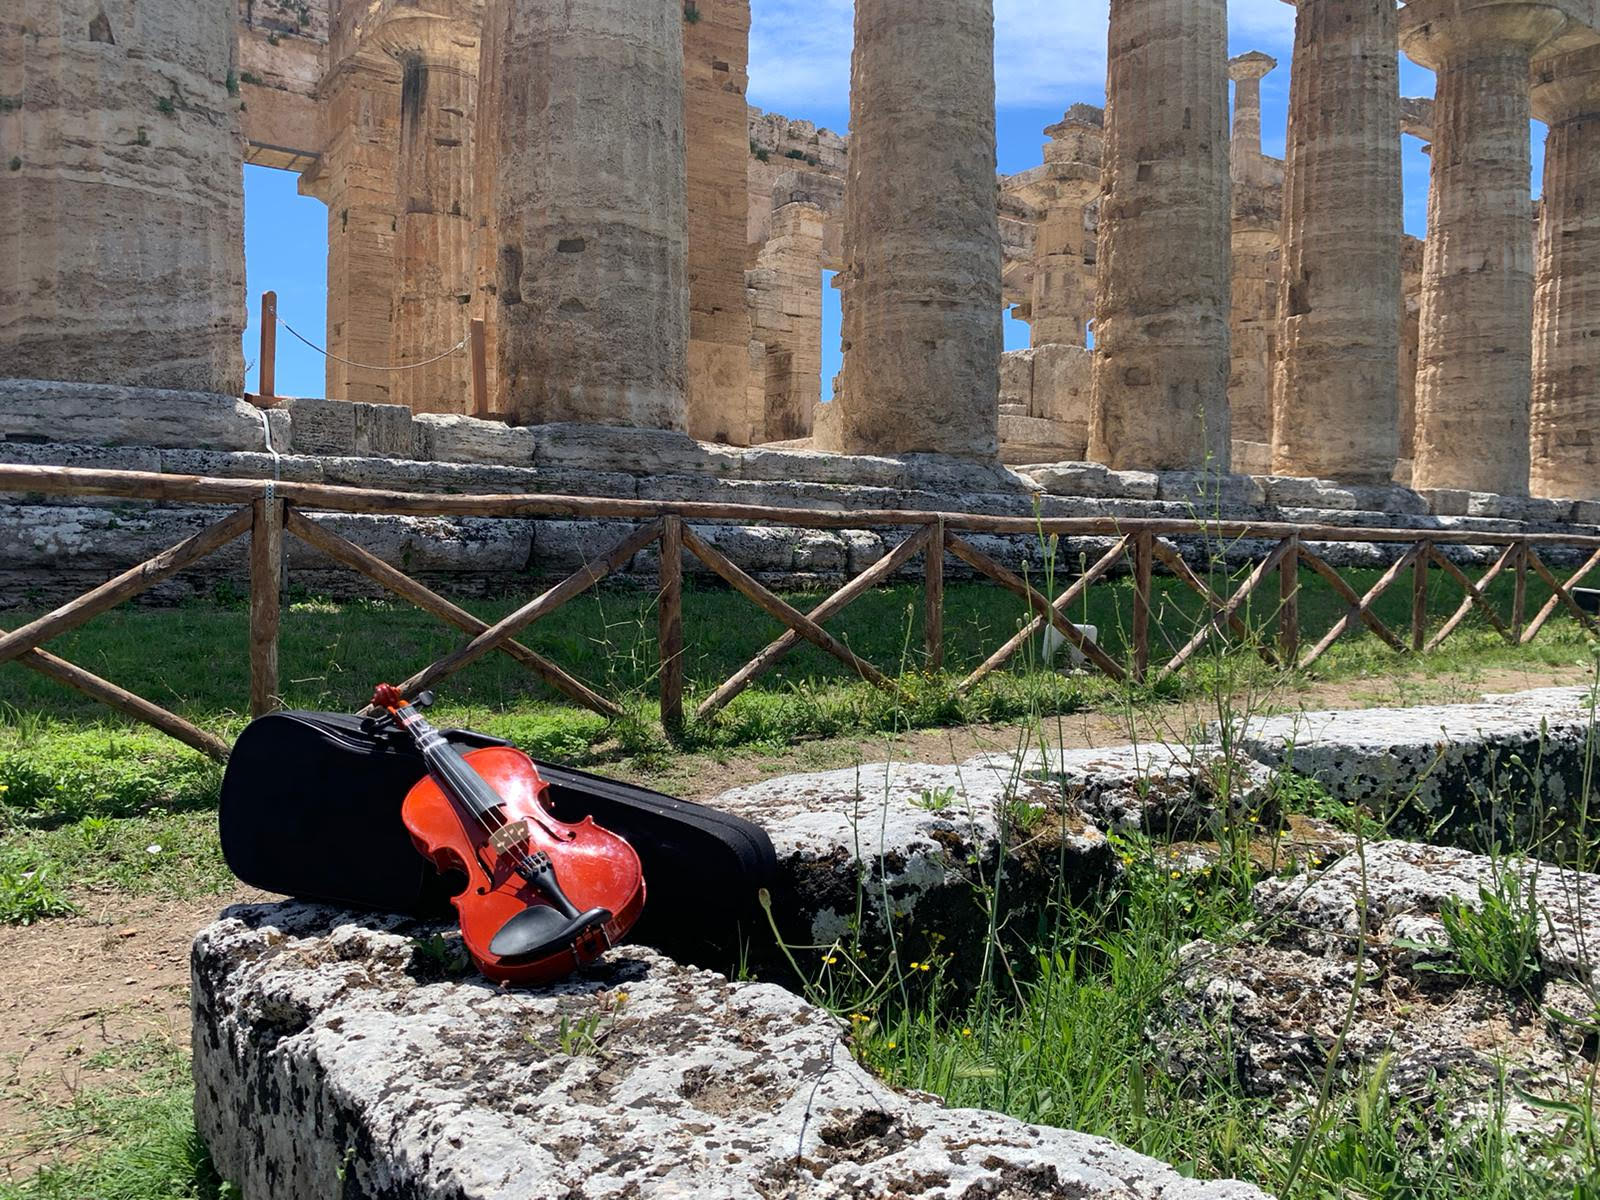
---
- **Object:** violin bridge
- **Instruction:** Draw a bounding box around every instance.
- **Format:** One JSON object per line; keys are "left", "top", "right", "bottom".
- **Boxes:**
{"left": 488, "top": 818, "right": 532, "bottom": 856}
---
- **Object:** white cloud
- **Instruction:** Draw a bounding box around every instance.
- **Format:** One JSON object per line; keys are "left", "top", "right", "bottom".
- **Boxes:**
{"left": 749, "top": 0, "right": 1297, "bottom": 117}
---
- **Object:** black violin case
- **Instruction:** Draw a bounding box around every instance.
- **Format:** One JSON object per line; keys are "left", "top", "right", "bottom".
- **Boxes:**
{"left": 218, "top": 710, "right": 777, "bottom": 966}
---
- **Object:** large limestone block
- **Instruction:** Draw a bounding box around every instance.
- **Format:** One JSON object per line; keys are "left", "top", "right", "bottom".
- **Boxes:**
{"left": 1030, "top": 343, "right": 1093, "bottom": 429}
{"left": 494, "top": 0, "right": 688, "bottom": 429}
{"left": 193, "top": 904, "right": 1269, "bottom": 1199}
{"left": 0, "top": 0, "right": 245, "bottom": 393}
{"left": 1020, "top": 461, "right": 1161, "bottom": 500}
{"left": 0, "top": 381, "right": 286, "bottom": 451}
{"left": 1236, "top": 686, "right": 1600, "bottom": 847}
{"left": 413, "top": 413, "right": 536, "bottom": 465}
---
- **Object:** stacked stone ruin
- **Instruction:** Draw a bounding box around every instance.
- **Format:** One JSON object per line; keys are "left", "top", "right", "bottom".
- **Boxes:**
{"left": 2, "top": 0, "right": 1599, "bottom": 533}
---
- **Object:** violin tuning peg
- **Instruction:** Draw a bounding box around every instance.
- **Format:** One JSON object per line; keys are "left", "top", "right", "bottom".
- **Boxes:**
{"left": 415, "top": 690, "right": 436, "bottom": 709}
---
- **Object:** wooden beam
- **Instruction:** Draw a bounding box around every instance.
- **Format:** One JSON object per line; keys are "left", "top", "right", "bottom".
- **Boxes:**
{"left": 1297, "top": 541, "right": 1409, "bottom": 653}
{"left": 249, "top": 498, "right": 283, "bottom": 717}
{"left": 1513, "top": 540, "right": 1528, "bottom": 640}
{"left": 1279, "top": 534, "right": 1300, "bottom": 665}
{"left": 259, "top": 291, "right": 277, "bottom": 402}
{"left": 696, "top": 526, "right": 933, "bottom": 721}
{"left": 1150, "top": 539, "right": 1280, "bottom": 667}
{"left": 1426, "top": 542, "right": 1518, "bottom": 650}
{"left": 925, "top": 517, "right": 945, "bottom": 671}
{"left": 1297, "top": 541, "right": 1422, "bottom": 669}
{"left": 284, "top": 509, "right": 623, "bottom": 719}
{"left": 0, "top": 505, "right": 254, "bottom": 667}
{"left": 1156, "top": 538, "right": 1293, "bottom": 682}
{"left": 658, "top": 516, "right": 685, "bottom": 731}
{"left": 381, "top": 520, "right": 664, "bottom": 706}
{"left": 957, "top": 535, "right": 1130, "bottom": 693}
{"left": 1411, "top": 539, "right": 1430, "bottom": 653}
{"left": 1427, "top": 545, "right": 1516, "bottom": 647}
{"left": 1523, "top": 547, "right": 1600, "bottom": 642}
{"left": 1521, "top": 546, "right": 1600, "bottom": 640}
{"left": 1131, "top": 532, "right": 1152, "bottom": 682}
{"left": 469, "top": 317, "right": 489, "bottom": 420}
{"left": 1, "top": 625, "right": 230, "bottom": 762}
{"left": 945, "top": 534, "right": 1126, "bottom": 682}
{"left": 680, "top": 524, "right": 899, "bottom": 694}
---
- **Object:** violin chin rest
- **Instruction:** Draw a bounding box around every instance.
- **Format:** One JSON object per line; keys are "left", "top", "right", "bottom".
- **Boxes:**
{"left": 488, "top": 904, "right": 613, "bottom": 962}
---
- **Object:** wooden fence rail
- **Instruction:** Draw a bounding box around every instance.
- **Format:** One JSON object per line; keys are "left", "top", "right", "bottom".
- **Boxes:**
{"left": 2, "top": 464, "right": 1598, "bottom": 762}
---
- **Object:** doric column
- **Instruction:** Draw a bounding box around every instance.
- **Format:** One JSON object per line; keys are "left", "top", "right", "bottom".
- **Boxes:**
{"left": 1229, "top": 52, "right": 1275, "bottom": 186}
{"left": 1089, "top": 0, "right": 1231, "bottom": 471}
{"left": 1271, "top": 0, "right": 1402, "bottom": 484}
{"left": 0, "top": 0, "right": 244, "bottom": 393}
{"left": 495, "top": 0, "right": 688, "bottom": 429}
{"left": 301, "top": 53, "right": 403, "bottom": 404}
{"left": 684, "top": 0, "right": 754, "bottom": 443}
{"left": 1027, "top": 108, "right": 1103, "bottom": 349}
{"left": 823, "top": 0, "right": 1002, "bottom": 458}
{"left": 1402, "top": 0, "right": 1566, "bottom": 495}
{"left": 377, "top": 7, "right": 480, "bottom": 414}
{"left": 1530, "top": 44, "right": 1600, "bottom": 500}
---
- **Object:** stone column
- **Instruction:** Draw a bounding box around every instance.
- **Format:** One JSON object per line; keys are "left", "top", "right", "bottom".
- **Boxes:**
{"left": 1271, "top": 0, "right": 1402, "bottom": 484}
{"left": 1027, "top": 108, "right": 1103, "bottom": 350}
{"left": 379, "top": 8, "right": 480, "bottom": 414}
{"left": 0, "top": 0, "right": 244, "bottom": 393}
{"left": 823, "top": 0, "right": 1002, "bottom": 458}
{"left": 301, "top": 54, "right": 403, "bottom": 404}
{"left": 1402, "top": 0, "right": 1565, "bottom": 496}
{"left": 1229, "top": 51, "right": 1274, "bottom": 186}
{"left": 684, "top": 0, "right": 754, "bottom": 443}
{"left": 495, "top": 0, "right": 688, "bottom": 429}
{"left": 1089, "top": 0, "right": 1231, "bottom": 471}
{"left": 1530, "top": 45, "right": 1600, "bottom": 500}
{"left": 1227, "top": 52, "right": 1279, "bottom": 450}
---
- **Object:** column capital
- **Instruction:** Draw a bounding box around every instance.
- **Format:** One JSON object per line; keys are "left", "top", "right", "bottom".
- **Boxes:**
{"left": 1533, "top": 43, "right": 1600, "bottom": 124}
{"left": 1228, "top": 50, "right": 1277, "bottom": 82}
{"left": 1400, "top": 0, "right": 1570, "bottom": 67}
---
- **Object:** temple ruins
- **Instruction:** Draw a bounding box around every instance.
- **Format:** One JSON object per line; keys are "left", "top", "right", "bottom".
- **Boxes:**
{"left": 3, "top": 0, "right": 1600, "bottom": 512}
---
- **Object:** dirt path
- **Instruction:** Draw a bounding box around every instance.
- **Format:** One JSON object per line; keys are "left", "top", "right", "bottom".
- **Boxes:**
{"left": 0, "top": 657, "right": 1592, "bottom": 1171}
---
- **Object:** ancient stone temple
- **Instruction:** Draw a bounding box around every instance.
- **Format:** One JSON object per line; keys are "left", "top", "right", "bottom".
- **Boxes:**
{"left": 4, "top": 0, "right": 1600, "bottom": 510}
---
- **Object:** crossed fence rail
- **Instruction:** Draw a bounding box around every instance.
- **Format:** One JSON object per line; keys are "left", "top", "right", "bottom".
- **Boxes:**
{"left": 2, "top": 463, "right": 1598, "bottom": 763}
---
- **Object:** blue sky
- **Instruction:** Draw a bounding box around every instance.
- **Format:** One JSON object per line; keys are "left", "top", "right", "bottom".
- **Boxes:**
{"left": 243, "top": 1, "right": 1539, "bottom": 401}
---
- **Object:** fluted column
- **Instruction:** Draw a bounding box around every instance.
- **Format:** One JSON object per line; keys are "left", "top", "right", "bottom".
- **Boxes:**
{"left": 1531, "top": 44, "right": 1600, "bottom": 500}
{"left": 1090, "top": 0, "right": 1231, "bottom": 471}
{"left": 1229, "top": 51, "right": 1274, "bottom": 186}
{"left": 0, "top": 0, "right": 244, "bottom": 393}
{"left": 1029, "top": 109, "right": 1103, "bottom": 349}
{"left": 380, "top": 9, "right": 480, "bottom": 414}
{"left": 495, "top": 0, "right": 687, "bottom": 428}
{"left": 1402, "top": 0, "right": 1565, "bottom": 495}
{"left": 823, "top": 0, "right": 1001, "bottom": 458}
{"left": 1271, "top": 0, "right": 1402, "bottom": 484}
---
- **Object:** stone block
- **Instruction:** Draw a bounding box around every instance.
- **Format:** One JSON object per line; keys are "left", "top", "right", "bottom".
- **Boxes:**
{"left": 414, "top": 414, "right": 537, "bottom": 465}
{"left": 352, "top": 402, "right": 417, "bottom": 459}
{"left": 998, "top": 414, "right": 1086, "bottom": 465}
{"left": 531, "top": 520, "right": 650, "bottom": 575}
{"left": 1575, "top": 500, "right": 1600, "bottom": 527}
{"left": 532, "top": 423, "right": 742, "bottom": 477}
{"left": 637, "top": 474, "right": 901, "bottom": 513}
{"left": 316, "top": 456, "right": 638, "bottom": 500}
{"left": 157, "top": 450, "right": 325, "bottom": 484}
{"left": 1156, "top": 471, "right": 1267, "bottom": 510}
{"left": 1230, "top": 439, "right": 1272, "bottom": 477}
{"left": 998, "top": 347, "right": 1035, "bottom": 410}
{"left": 1021, "top": 461, "right": 1161, "bottom": 500}
{"left": 1464, "top": 492, "right": 1577, "bottom": 525}
{"left": 738, "top": 446, "right": 908, "bottom": 488}
{"left": 898, "top": 453, "right": 1037, "bottom": 495}
{"left": 0, "top": 380, "right": 287, "bottom": 452}
{"left": 286, "top": 515, "right": 533, "bottom": 575}
{"left": 1171, "top": 841, "right": 1600, "bottom": 1124}
{"left": 1235, "top": 686, "right": 1600, "bottom": 848}
{"left": 0, "top": 441, "right": 161, "bottom": 475}
{"left": 0, "top": 504, "right": 251, "bottom": 573}
{"left": 1261, "top": 477, "right": 1431, "bottom": 516}
{"left": 1420, "top": 488, "right": 1470, "bottom": 517}
{"left": 192, "top": 903, "right": 1267, "bottom": 1200}
{"left": 279, "top": 397, "right": 355, "bottom": 456}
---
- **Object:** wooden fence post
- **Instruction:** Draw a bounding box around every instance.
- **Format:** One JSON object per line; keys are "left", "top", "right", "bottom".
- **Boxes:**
{"left": 658, "top": 516, "right": 684, "bottom": 731}
{"left": 1280, "top": 534, "right": 1300, "bottom": 665}
{"left": 1411, "top": 539, "right": 1429, "bottom": 652}
{"left": 470, "top": 318, "right": 489, "bottom": 419}
{"left": 1513, "top": 540, "right": 1528, "bottom": 640}
{"left": 925, "top": 517, "right": 945, "bottom": 670}
{"left": 249, "top": 497, "right": 284, "bottom": 717}
{"left": 259, "top": 291, "right": 277, "bottom": 402}
{"left": 1132, "top": 531, "right": 1153, "bottom": 682}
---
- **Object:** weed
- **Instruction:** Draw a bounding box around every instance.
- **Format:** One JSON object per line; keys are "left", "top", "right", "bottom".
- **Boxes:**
{"left": 912, "top": 786, "right": 956, "bottom": 813}
{"left": 155, "top": 96, "right": 176, "bottom": 116}
{"left": 1418, "top": 864, "right": 1545, "bottom": 996}
{"left": 683, "top": 2, "right": 701, "bottom": 21}
{"left": 0, "top": 854, "right": 75, "bottom": 924}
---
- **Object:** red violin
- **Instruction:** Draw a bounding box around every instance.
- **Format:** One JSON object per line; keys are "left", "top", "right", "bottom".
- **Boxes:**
{"left": 371, "top": 684, "right": 645, "bottom": 986}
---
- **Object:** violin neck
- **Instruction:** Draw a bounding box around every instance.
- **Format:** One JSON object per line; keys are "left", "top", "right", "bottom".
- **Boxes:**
{"left": 390, "top": 705, "right": 504, "bottom": 822}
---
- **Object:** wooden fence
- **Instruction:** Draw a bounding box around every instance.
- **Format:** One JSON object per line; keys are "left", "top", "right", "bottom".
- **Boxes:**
{"left": 2, "top": 463, "right": 1598, "bottom": 762}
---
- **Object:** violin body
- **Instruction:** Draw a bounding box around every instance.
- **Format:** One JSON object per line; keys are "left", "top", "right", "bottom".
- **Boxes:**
{"left": 371, "top": 684, "right": 644, "bottom": 987}
{"left": 401, "top": 746, "right": 645, "bottom": 985}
